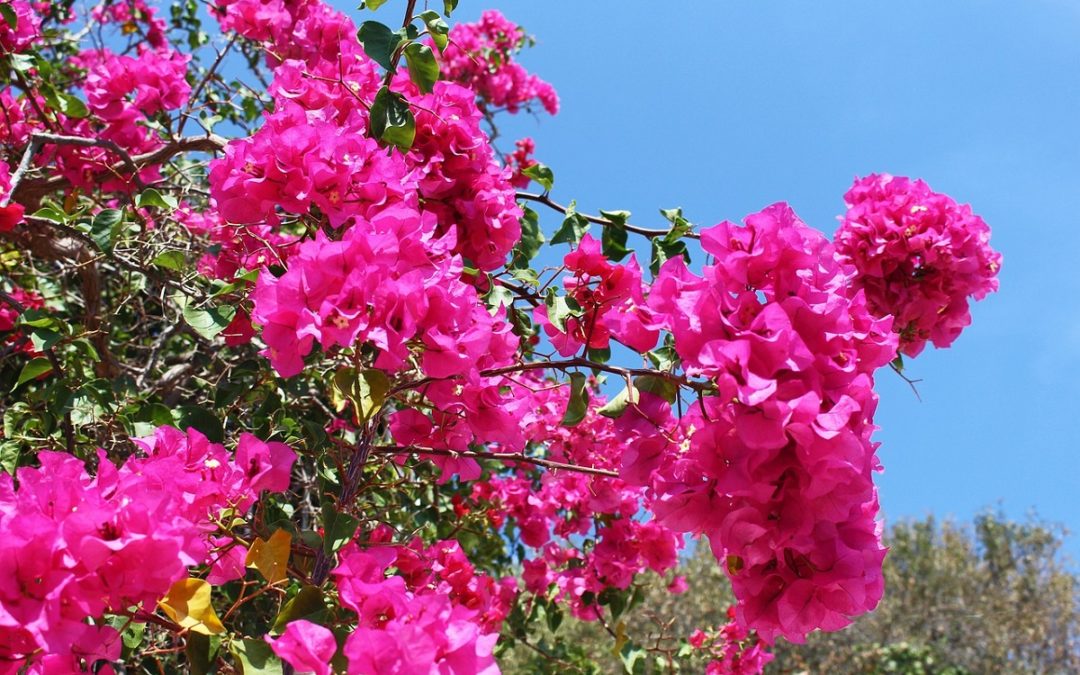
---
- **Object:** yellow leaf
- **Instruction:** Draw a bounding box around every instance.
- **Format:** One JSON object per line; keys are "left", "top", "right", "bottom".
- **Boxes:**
{"left": 610, "top": 620, "right": 629, "bottom": 658}
{"left": 245, "top": 529, "right": 292, "bottom": 584}
{"left": 158, "top": 578, "right": 226, "bottom": 635}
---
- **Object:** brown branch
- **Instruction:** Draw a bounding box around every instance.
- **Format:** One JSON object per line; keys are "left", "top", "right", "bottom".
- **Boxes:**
{"left": 393, "top": 357, "right": 706, "bottom": 396}
{"left": 309, "top": 421, "right": 380, "bottom": 586}
{"left": 517, "top": 192, "right": 700, "bottom": 240}
{"left": 10, "top": 134, "right": 227, "bottom": 206}
{"left": 375, "top": 445, "right": 620, "bottom": 478}
{"left": 28, "top": 131, "right": 145, "bottom": 189}
{"left": 386, "top": 0, "right": 420, "bottom": 76}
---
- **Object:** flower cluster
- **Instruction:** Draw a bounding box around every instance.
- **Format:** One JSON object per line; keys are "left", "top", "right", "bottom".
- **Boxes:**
{"left": 91, "top": 0, "right": 167, "bottom": 48}
{"left": 209, "top": 3, "right": 524, "bottom": 272}
{"left": 29, "top": 46, "right": 193, "bottom": 193}
{"left": 0, "top": 160, "right": 25, "bottom": 231}
{"left": 627, "top": 203, "right": 897, "bottom": 643}
{"left": 536, "top": 233, "right": 658, "bottom": 356}
{"left": 834, "top": 174, "right": 1002, "bottom": 356}
{"left": 438, "top": 10, "right": 559, "bottom": 115}
{"left": 690, "top": 607, "right": 774, "bottom": 675}
{"left": 402, "top": 78, "right": 524, "bottom": 271}
{"left": 458, "top": 377, "right": 683, "bottom": 620}
{"left": 209, "top": 100, "right": 409, "bottom": 229}
{"left": 0, "top": 283, "right": 43, "bottom": 353}
{"left": 505, "top": 137, "right": 537, "bottom": 189}
{"left": 328, "top": 535, "right": 508, "bottom": 674}
{"left": 213, "top": 0, "right": 317, "bottom": 48}
{"left": 251, "top": 205, "right": 518, "bottom": 378}
{"left": 82, "top": 48, "right": 190, "bottom": 122}
{"left": 0, "top": 0, "right": 41, "bottom": 53}
{"left": 0, "top": 426, "right": 295, "bottom": 672}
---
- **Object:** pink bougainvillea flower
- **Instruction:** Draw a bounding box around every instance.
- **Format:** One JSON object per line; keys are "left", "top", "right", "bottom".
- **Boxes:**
{"left": 266, "top": 620, "right": 337, "bottom": 675}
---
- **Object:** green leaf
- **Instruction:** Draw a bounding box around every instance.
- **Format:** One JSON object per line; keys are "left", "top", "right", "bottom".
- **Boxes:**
{"left": 649, "top": 237, "right": 689, "bottom": 275}
{"left": 173, "top": 293, "right": 236, "bottom": 340}
{"left": 510, "top": 267, "right": 539, "bottom": 286}
{"left": 356, "top": 21, "right": 402, "bottom": 71}
{"left": 330, "top": 367, "right": 389, "bottom": 423}
{"left": 659, "top": 207, "right": 693, "bottom": 241}
{"left": 362, "top": 0, "right": 389, "bottom": 9}
{"left": 546, "top": 602, "right": 564, "bottom": 633}
{"left": 55, "top": 92, "right": 89, "bottom": 119}
{"left": 598, "top": 383, "right": 639, "bottom": 419}
{"left": 369, "top": 87, "right": 416, "bottom": 151}
{"left": 522, "top": 163, "right": 554, "bottom": 192}
{"left": 70, "top": 338, "right": 100, "bottom": 362}
{"left": 418, "top": 10, "right": 450, "bottom": 50}
{"left": 322, "top": 504, "right": 361, "bottom": 554}
{"left": 0, "top": 4, "right": 17, "bottom": 30}
{"left": 10, "top": 53, "right": 33, "bottom": 73}
{"left": 30, "top": 206, "right": 66, "bottom": 223}
{"left": 271, "top": 586, "right": 326, "bottom": 635}
{"left": 14, "top": 358, "right": 53, "bottom": 389}
{"left": 0, "top": 442, "right": 19, "bottom": 475}
{"left": 186, "top": 632, "right": 213, "bottom": 675}
{"left": 18, "top": 310, "right": 66, "bottom": 352}
{"left": 443, "top": 0, "right": 459, "bottom": 17}
{"left": 403, "top": 42, "right": 440, "bottom": 93}
{"left": 231, "top": 638, "right": 283, "bottom": 675}
{"left": 600, "top": 587, "right": 630, "bottom": 620}
{"left": 600, "top": 212, "right": 630, "bottom": 262}
{"left": 646, "top": 342, "right": 679, "bottom": 372}
{"left": 136, "top": 188, "right": 179, "bottom": 210}
{"left": 90, "top": 208, "right": 125, "bottom": 253}
{"left": 174, "top": 405, "right": 224, "bottom": 443}
{"left": 551, "top": 201, "right": 589, "bottom": 246}
{"left": 561, "top": 372, "right": 589, "bottom": 427}
{"left": 544, "top": 288, "right": 581, "bottom": 334}
{"left": 633, "top": 374, "right": 678, "bottom": 404}
{"left": 17, "top": 310, "right": 62, "bottom": 330}
{"left": 120, "top": 620, "right": 145, "bottom": 652}
{"left": 152, "top": 251, "right": 186, "bottom": 271}
{"left": 619, "top": 641, "right": 647, "bottom": 675}
{"left": 510, "top": 206, "right": 544, "bottom": 267}
{"left": 587, "top": 346, "right": 611, "bottom": 364}
{"left": 485, "top": 284, "right": 514, "bottom": 312}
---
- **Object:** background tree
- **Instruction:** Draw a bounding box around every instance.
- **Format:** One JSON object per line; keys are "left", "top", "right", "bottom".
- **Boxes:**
{"left": 509, "top": 513, "right": 1079, "bottom": 674}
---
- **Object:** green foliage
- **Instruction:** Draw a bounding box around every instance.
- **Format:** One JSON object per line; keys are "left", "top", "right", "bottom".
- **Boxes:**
{"left": 369, "top": 86, "right": 417, "bottom": 150}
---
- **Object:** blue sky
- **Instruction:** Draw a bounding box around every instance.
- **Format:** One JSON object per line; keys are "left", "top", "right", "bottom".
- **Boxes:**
{"left": 335, "top": 1, "right": 1080, "bottom": 556}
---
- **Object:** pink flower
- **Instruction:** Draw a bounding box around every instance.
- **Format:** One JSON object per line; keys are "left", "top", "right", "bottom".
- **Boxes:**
{"left": 267, "top": 620, "right": 336, "bottom": 675}
{"left": 689, "top": 629, "right": 708, "bottom": 649}
{"left": 234, "top": 432, "right": 296, "bottom": 493}
{"left": 835, "top": 174, "right": 1001, "bottom": 356}
{"left": 438, "top": 11, "right": 559, "bottom": 115}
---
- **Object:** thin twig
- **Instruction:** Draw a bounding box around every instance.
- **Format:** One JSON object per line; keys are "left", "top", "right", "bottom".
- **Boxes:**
{"left": 11, "top": 134, "right": 226, "bottom": 202}
{"left": 890, "top": 360, "right": 923, "bottom": 402}
{"left": 393, "top": 357, "right": 706, "bottom": 396}
{"left": 375, "top": 445, "right": 620, "bottom": 478}
{"left": 517, "top": 191, "right": 699, "bottom": 240}
{"left": 29, "top": 131, "right": 145, "bottom": 189}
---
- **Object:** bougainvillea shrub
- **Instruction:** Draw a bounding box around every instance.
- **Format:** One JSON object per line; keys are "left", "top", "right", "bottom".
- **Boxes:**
{"left": 0, "top": 0, "right": 999, "bottom": 672}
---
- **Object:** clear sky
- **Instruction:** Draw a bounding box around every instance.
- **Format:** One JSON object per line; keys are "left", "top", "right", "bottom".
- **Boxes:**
{"left": 335, "top": 0, "right": 1080, "bottom": 556}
